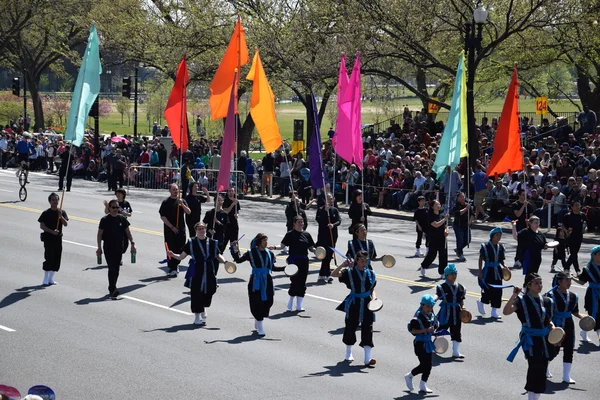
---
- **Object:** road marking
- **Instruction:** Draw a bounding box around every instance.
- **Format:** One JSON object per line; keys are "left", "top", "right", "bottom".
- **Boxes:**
{"left": 121, "top": 295, "right": 193, "bottom": 316}
{"left": 63, "top": 239, "right": 97, "bottom": 249}
{"left": 274, "top": 286, "right": 340, "bottom": 304}
{"left": 0, "top": 189, "right": 14, "bottom": 193}
{"left": 0, "top": 324, "right": 16, "bottom": 332}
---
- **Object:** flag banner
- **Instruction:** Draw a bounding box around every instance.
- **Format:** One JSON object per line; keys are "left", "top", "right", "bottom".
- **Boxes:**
{"left": 432, "top": 52, "right": 468, "bottom": 179}
{"left": 332, "top": 54, "right": 349, "bottom": 150}
{"left": 309, "top": 91, "right": 325, "bottom": 190}
{"left": 487, "top": 67, "right": 523, "bottom": 176}
{"left": 246, "top": 50, "right": 282, "bottom": 153}
{"left": 209, "top": 17, "right": 249, "bottom": 120}
{"left": 216, "top": 71, "right": 238, "bottom": 192}
{"left": 164, "top": 56, "right": 189, "bottom": 152}
{"left": 65, "top": 24, "right": 102, "bottom": 147}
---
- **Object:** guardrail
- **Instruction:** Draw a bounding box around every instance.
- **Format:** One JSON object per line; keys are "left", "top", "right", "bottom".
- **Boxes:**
{"left": 126, "top": 166, "right": 245, "bottom": 193}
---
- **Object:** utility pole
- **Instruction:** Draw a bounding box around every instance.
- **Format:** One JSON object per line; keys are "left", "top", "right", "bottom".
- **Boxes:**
{"left": 23, "top": 76, "right": 27, "bottom": 127}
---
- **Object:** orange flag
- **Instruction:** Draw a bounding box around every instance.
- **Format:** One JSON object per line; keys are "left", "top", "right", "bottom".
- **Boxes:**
{"left": 209, "top": 17, "right": 249, "bottom": 120}
{"left": 164, "top": 56, "right": 189, "bottom": 152}
{"left": 246, "top": 49, "right": 282, "bottom": 153}
{"left": 487, "top": 66, "right": 523, "bottom": 176}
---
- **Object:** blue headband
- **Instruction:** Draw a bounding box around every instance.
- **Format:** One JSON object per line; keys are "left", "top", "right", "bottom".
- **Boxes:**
{"left": 420, "top": 294, "right": 436, "bottom": 307}
{"left": 490, "top": 227, "right": 503, "bottom": 237}
{"left": 592, "top": 245, "right": 600, "bottom": 256}
{"left": 444, "top": 264, "right": 458, "bottom": 278}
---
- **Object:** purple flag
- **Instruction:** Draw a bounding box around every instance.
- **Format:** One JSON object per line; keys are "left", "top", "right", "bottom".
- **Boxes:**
{"left": 309, "top": 91, "right": 324, "bottom": 190}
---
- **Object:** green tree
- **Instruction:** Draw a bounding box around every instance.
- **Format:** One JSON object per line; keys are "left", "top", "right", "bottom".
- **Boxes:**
{"left": 0, "top": 94, "right": 22, "bottom": 124}
{"left": 116, "top": 97, "right": 132, "bottom": 125}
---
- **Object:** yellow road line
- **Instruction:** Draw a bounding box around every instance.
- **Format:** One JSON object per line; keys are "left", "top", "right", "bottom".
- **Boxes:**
{"left": 1, "top": 203, "right": 496, "bottom": 299}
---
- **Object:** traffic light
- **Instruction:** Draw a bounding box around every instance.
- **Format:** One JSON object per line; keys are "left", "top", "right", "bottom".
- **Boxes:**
{"left": 12, "top": 78, "right": 20, "bottom": 96}
{"left": 122, "top": 76, "right": 131, "bottom": 98}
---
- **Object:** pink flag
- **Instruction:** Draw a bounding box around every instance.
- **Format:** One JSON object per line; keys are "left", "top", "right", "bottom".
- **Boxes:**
{"left": 217, "top": 71, "right": 238, "bottom": 193}
{"left": 333, "top": 55, "right": 353, "bottom": 164}
{"left": 350, "top": 53, "right": 363, "bottom": 170}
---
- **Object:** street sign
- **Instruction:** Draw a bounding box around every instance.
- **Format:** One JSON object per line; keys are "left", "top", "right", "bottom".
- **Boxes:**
{"left": 535, "top": 96, "right": 548, "bottom": 115}
{"left": 428, "top": 98, "right": 440, "bottom": 114}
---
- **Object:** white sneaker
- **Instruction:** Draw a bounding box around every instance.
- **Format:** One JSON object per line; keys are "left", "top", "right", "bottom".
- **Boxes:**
{"left": 477, "top": 299, "right": 486, "bottom": 315}
{"left": 287, "top": 296, "right": 294, "bottom": 311}
{"left": 296, "top": 297, "right": 305, "bottom": 311}
{"left": 580, "top": 330, "right": 590, "bottom": 342}
{"left": 491, "top": 307, "right": 501, "bottom": 319}
{"left": 404, "top": 373, "right": 414, "bottom": 391}
{"left": 193, "top": 313, "right": 205, "bottom": 325}
{"left": 415, "top": 248, "right": 421, "bottom": 257}
{"left": 452, "top": 341, "right": 464, "bottom": 358}
{"left": 563, "top": 362, "right": 575, "bottom": 384}
{"left": 42, "top": 271, "right": 50, "bottom": 286}
{"left": 420, "top": 268, "right": 426, "bottom": 277}
{"left": 201, "top": 311, "right": 207, "bottom": 320}
{"left": 256, "top": 320, "right": 265, "bottom": 336}
{"left": 419, "top": 380, "right": 433, "bottom": 393}
{"left": 345, "top": 345, "right": 354, "bottom": 361}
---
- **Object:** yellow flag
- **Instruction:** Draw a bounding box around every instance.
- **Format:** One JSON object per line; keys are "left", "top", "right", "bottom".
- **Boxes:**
{"left": 246, "top": 50, "right": 283, "bottom": 153}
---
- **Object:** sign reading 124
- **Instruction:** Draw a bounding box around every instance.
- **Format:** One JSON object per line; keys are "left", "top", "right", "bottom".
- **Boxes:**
{"left": 536, "top": 96, "right": 548, "bottom": 115}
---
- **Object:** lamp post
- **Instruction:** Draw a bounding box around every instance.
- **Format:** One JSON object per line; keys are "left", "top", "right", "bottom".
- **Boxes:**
{"left": 465, "top": 4, "right": 488, "bottom": 167}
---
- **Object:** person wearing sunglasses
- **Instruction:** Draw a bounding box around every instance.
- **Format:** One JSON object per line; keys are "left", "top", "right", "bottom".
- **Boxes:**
{"left": 97, "top": 199, "right": 136, "bottom": 299}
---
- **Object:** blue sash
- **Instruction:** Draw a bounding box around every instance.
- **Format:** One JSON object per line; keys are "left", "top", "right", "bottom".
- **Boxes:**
{"left": 586, "top": 263, "right": 600, "bottom": 318}
{"left": 415, "top": 333, "right": 436, "bottom": 353}
{"left": 437, "top": 282, "right": 461, "bottom": 325}
{"left": 553, "top": 311, "right": 572, "bottom": 327}
{"left": 480, "top": 242, "right": 501, "bottom": 289}
{"left": 507, "top": 326, "right": 550, "bottom": 362}
{"left": 249, "top": 248, "right": 272, "bottom": 301}
{"left": 344, "top": 266, "right": 375, "bottom": 322}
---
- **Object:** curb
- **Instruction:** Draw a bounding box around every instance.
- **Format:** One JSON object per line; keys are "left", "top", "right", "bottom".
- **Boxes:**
{"left": 243, "top": 195, "right": 600, "bottom": 245}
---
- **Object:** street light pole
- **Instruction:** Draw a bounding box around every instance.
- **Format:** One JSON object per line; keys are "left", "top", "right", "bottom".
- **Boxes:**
{"left": 464, "top": 5, "right": 488, "bottom": 168}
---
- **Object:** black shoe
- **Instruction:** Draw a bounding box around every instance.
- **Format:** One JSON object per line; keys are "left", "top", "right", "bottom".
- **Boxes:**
{"left": 327, "top": 277, "right": 334, "bottom": 283}
{"left": 66, "top": 189, "right": 70, "bottom": 192}
{"left": 111, "top": 289, "right": 120, "bottom": 299}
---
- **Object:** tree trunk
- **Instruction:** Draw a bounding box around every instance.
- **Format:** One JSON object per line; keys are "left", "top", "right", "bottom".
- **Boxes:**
{"left": 238, "top": 113, "right": 255, "bottom": 154}
{"left": 305, "top": 90, "right": 314, "bottom": 157}
{"left": 27, "top": 75, "right": 44, "bottom": 131}
{"left": 416, "top": 67, "right": 429, "bottom": 111}
{"left": 576, "top": 68, "right": 600, "bottom": 113}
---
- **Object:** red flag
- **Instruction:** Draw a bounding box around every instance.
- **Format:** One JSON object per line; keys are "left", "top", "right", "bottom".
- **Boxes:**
{"left": 487, "top": 67, "right": 523, "bottom": 176}
{"left": 164, "top": 56, "right": 189, "bottom": 152}
{"left": 216, "top": 72, "right": 238, "bottom": 192}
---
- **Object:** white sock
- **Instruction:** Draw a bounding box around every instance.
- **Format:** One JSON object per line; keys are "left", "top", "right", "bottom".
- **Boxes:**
{"left": 256, "top": 320, "right": 265, "bottom": 335}
{"left": 287, "top": 296, "right": 294, "bottom": 310}
{"left": 364, "top": 345, "right": 372, "bottom": 364}
{"left": 563, "top": 362, "right": 575, "bottom": 384}
{"left": 491, "top": 307, "right": 500, "bottom": 318}
{"left": 345, "top": 345, "right": 354, "bottom": 360}
{"left": 42, "top": 271, "right": 50, "bottom": 285}
{"left": 254, "top": 320, "right": 258, "bottom": 330}
{"left": 201, "top": 311, "right": 207, "bottom": 319}
{"left": 194, "top": 313, "right": 202, "bottom": 324}
{"left": 452, "top": 341, "right": 463, "bottom": 357}
{"left": 48, "top": 271, "right": 56, "bottom": 284}
{"left": 404, "top": 372, "right": 414, "bottom": 391}
{"left": 477, "top": 299, "right": 486, "bottom": 315}
{"left": 546, "top": 366, "right": 552, "bottom": 378}
{"left": 296, "top": 296, "right": 304, "bottom": 311}
{"left": 419, "top": 380, "right": 432, "bottom": 393}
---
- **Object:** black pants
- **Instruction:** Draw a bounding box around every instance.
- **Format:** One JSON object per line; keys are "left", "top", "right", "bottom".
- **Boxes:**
{"left": 318, "top": 241, "right": 336, "bottom": 277}
{"left": 565, "top": 239, "right": 582, "bottom": 273}
{"left": 288, "top": 258, "right": 309, "bottom": 297}
{"left": 106, "top": 170, "right": 113, "bottom": 190}
{"left": 481, "top": 285, "right": 502, "bottom": 309}
{"left": 441, "top": 317, "right": 462, "bottom": 342}
{"left": 43, "top": 238, "right": 62, "bottom": 272}
{"left": 415, "top": 229, "right": 425, "bottom": 249}
{"left": 421, "top": 240, "right": 448, "bottom": 275}
{"left": 556, "top": 322, "right": 575, "bottom": 363}
{"left": 186, "top": 218, "right": 200, "bottom": 238}
{"left": 104, "top": 248, "right": 123, "bottom": 293}
{"left": 525, "top": 354, "right": 548, "bottom": 394}
{"left": 164, "top": 226, "right": 186, "bottom": 272}
{"left": 248, "top": 279, "right": 274, "bottom": 321}
{"left": 552, "top": 252, "right": 567, "bottom": 270}
{"left": 112, "top": 170, "right": 124, "bottom": 190}
{"left": 190, "top": 276, "right": 214, "bottom": 313}
{"left": 58, "top": 168, "right": 73, "bottom": 190}
{"left": 223, "top": 224, "right": 239, "bottom": 250}
{"left": 411, "top": 341, "right": 433, "bottom": 382}
{"left": 342, "top": 308, "right": 374, "bottom": 348}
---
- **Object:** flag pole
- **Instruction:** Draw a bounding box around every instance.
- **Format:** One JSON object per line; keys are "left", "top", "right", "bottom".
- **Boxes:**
{"left": 234, "top": 16, "right": 242, "bottom": 203}
{"left": 176, "top": 55, "right": 187, "bottom": 229}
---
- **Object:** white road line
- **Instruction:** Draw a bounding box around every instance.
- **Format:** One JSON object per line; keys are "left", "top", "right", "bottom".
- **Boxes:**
{"left": 121, "top": 295, "right": 193, "bottom": 316}
{"left": 274, "top": 285, "right": 340, "bottom": 304}
{"left": 0, "top": 189, "right": 13, "bottom": 193}
{"left": 0, "top": 324, "right": 16, "bottom": 332}
{"left": 63, "top": 240, "right": 97, "bottom": 249}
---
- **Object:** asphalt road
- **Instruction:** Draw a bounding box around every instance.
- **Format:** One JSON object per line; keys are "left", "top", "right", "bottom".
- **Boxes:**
{"left": 1, "top": 169, "right": 599, "bottom": 399}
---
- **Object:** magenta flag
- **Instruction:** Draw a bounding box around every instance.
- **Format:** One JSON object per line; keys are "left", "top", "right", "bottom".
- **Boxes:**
{"left": 350, "top": 53, "right": 363, "bottom": 170}
{"left": 217, "top": 71, "right": 238, "bottom": 193}
{"left": 333, "top": 54, "right": 353, "bottom": 164}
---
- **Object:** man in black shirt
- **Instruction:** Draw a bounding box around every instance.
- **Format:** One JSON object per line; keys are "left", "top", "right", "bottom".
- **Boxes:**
{"left": 159, "top": 184, "right": 191, "bottom": 276}
{"left": 38, "top": 193, "right": 69, "bottom": 285}
{"left": 562, "top": 200, "right": 588, "bottom": 274}
{"left": 97, "top": 199, "right": 136, "bottom": 299}
{"left": 452, "top": 192, "right": 474, "bottom": 262}
{"left": 316, "top": 193, "right": 341, "bottom": 282}
{"left": 58, "top": 146, "right": 73, "bottom": 191}
{"left": 261, "top": 153, "right": 275, "bottom": 197}
{"left": 511, "top": 189, "right": 534, "bottom": 232}
{"left": 110, "top": 148, "right": 127, "bottom": 190}
{"left": 413, "top": 196, "right": 429, "bottom": 257}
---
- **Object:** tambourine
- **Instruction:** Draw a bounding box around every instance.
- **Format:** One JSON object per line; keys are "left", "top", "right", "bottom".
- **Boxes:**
{"left": 546, "top": 240, "right": 560, "bottom": 248}
{"left": 548, "top": 327, "right": 566, "bottom": 345}
{"left": 502, "top": 268, "right": 512, "bottom": 281}
{"left": 381, "top": 254, "right": 396, "bottom": 268}
{"left": 285, "top": 263, "right": 299, "bottom": 277}
{"left": 459, "top": 309, "right": 472, "bottom": 323}
{"left": 368, "top": 297, "right": 384, "bottom": 312}
{"left": 579, "top": 316, "right": 596, "bottom": 332}
{"left": 434, "top": 336, "right": 449, "bottom": 354}
{"left": 224, "top": 261, "right": 237, "bottom": 274}
{"left": 28, "top": 385, "right": 56, "bottom": 400}
{"left": 315, "top": 246, "right": 327, "bottom": 260}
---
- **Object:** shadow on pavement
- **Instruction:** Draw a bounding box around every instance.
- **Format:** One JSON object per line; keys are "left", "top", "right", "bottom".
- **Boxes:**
{"left": 204, "top": 332, "right": 280, "bottom": 345}
{"left": 432, "top": 354, "right": 463, "bottom": 366}
{"left": 0, "top": 200, "right": 19, "bottom": 204}
{"left": 170, "top": 297, "right": 190, "bottom": 308}
{"left": 269, "top": 310, "right": 312, "bottom": 320}
{"left": 546, "top": 380, "right": 587, "bottom": 394}
{"left": 304, "top": 360, "right": 371, "bottom": 378}
{"left": 139, "top": 275, "right": 171, "bottom": 283}
{"left": 0, "top": 285, "right": 47, "bottom": 310}
{"left": 83, "top": 265, "right": 107, "bottom": 271}
{"left": 143, "top": 324, "right": 220, "bottom": 333}
{"left": 467, "top": 268, "right": 480, "bottom": 277}
{"left": 576, "top": 341, "right": 600, "bottom": 354}
{"left": 408, "top": 285, "right": 432, "bottom": 295}
{"left": 469, "top": 315, "right": 503, "bottom": 326}
{"left": 216, "top": 277, "right": 247, "bottom": 284}
{"left": 74, "top": 295, "right": 111, "bottom": 305}
{"left": 394, "top": 392, "right": 440, "bottom": 399}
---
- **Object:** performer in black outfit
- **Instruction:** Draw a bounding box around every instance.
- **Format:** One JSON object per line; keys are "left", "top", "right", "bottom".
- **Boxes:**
{"left": 38, "top": 193, "right": 69, "bottom": 286}
{"left": 511, "top": 189, "right": 534, "bottom": 268}
{"left": 504, "top": 273, "right": 558, "bottom": 400}
{"left": 96, "top": 199, "right": 136, "bottom": 299}
{"left": 284, "top": 191, "right": 312, "bottom": 232}
{"left": 168, "top": 222, "right": 225, "bottom": 326}
{"left": 348, "top": 189, "right": 372, "bottom": 235}
{"left": 270, "top": 215, "right": 316, "bottom": 312}
{"left": 562, "top": 200, "right": 587, "bottom": 274}
{"left": 184, "top": 182, "right": 209, "bottom": 238}
{"left": 203, "top": 194, "right": 229, "bottom": 254}
{"left": 316, "top": 193, "right": 341, "bottom": 282}
{"left": 103, "top": 188, "right": 133, "bottom": 255}
{"left": 346, "top": 224, "right": 381, "bottom": 269}
{"left": 58, "top": 146, "right": 73, "bottom": 191}
{"left": 436, "top": 264, "right": 466, "bottom": 358}
{"left": 159, "top": 184, "right": 191, "bottom": 277}
{"left": 332, "top": 251, "right": 377, "bottom": 366}
{"left": 546, "top": 272, "right": 586, "bottom": 384}
{"left": 404, "top": 294, "right": 438, "bottom": 394}
{"left": 420, "top": 200, "right": 448, "bottom": 278}
{"left": 223, "top": 187, "right": 241, "bottom": 248}
{"left": 513, "top": 216, "right": 548, "bottom": 276}
{"left": 477, "top": 227, "right": 510, "bottom": 319}
{"left": 231, "top": 233, "right": 285, "bottom": 336}
{"left": 413, "top": 196, "right": 428, "bottom": 257}
{"left": 573, "top": 246, "right": 600, "bottom": 342}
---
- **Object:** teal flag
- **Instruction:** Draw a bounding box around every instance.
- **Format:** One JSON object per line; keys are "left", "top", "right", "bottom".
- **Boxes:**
{"left": 432, "top": 52, "right": 468, "bottom": 180}
{"left": 65, "top": 24, "right": 102, "bottom": 147}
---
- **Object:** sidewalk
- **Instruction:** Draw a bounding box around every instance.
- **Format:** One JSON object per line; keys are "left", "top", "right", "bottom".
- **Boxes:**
{"left": 242, "top": 193, "right": 600, "bottom": 245}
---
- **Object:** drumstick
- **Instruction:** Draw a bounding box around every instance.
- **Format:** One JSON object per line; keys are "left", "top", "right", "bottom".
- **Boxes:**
{"left": 489, "top": 284, "right": 515, "bottom": 289}
{"left": 330, "top": 246, "right": 349, "bottom": 261}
